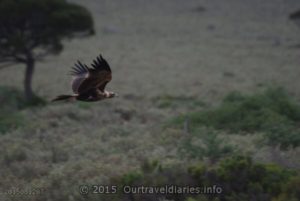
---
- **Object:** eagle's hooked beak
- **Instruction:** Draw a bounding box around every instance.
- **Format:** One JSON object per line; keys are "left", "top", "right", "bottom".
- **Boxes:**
{"left": 108, "top": 92, "right": 118, "bottom": 98}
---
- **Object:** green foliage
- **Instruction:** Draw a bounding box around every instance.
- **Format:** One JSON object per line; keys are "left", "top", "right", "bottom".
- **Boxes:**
{"left": 199, "top": 155, "right": 294, "bottom": 200}
{"left": 23, "top": 94, "right": 47, "bottom": 107}
{"left": 0, "top": 86, "right": 28, "bottom": 111}
{"left": 141, "top": 159, "right": 162, "bottom": 173}
{"left": 108, "top": 156, "right": 296, "bottom": 201}
{"left": 121, "top": 171, "right": 144, "bottom": 185}
{"left": 264, "top": 124, "right": 300, "bottom": 149}
{"left": 0, "top": 86, "right": 25, "bottom": 133}
{"left": 179, "top": 128, "right": 235, "bottom": 163}
{"left": 0, "top": 113, "right": 25, "bottom": 134}
{"left": 185, "top": 197, "right": 216, "bottom": 201}
{"left": 0, "top": 0, "right": 94, "bottom": 101}
{"left": 186, "top": 197, "right": 198, "bottom": 201}
{"left": 0, "top": 0, "right": 94, "bottom": 56}
{"left": 0, "top": 86, "right": 46, "bottom": 133}
{"left": 215, "top": 155, "right": 294, "bottom": 199}
{"left": 275, "top": 175, "right": 300, "bottom": 201}
{"left": 76, "top": 101, "right": 92, "bottom": 110}
{"left": 117, "top": 160, "right": 163, "bottom": 187}
{"left": 3, "top": 144, "right": 27, "bottom": 164}
{"left": 170, "top": 87, "right": 300, "bottom": 149}
{"left": 0, "top": 86, "right": 46, "bottom": 110}
{"left": 153, "top": 94, "right": 206, "bottom": 109}
{"left": 187, "top": 162, "right": 206, "bottom": 179}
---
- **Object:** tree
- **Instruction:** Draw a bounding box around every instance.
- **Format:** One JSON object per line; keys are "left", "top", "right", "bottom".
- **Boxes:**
{"left": 0, "top": 0, "right": 94, "bottom": 101}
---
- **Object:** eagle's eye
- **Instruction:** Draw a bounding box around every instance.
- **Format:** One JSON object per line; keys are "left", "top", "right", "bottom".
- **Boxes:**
{"left": 109, "top": 92, "right": 117, "bottom": 98}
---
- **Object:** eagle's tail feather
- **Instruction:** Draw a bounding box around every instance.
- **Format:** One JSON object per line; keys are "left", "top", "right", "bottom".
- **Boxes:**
{"left": 51, "top": 95, "right": 77, "bottom": 102}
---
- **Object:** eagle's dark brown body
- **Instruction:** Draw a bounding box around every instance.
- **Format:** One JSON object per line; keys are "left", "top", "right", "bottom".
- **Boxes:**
{"left": 52, "top": 54, "right": 116, "bottom": 102}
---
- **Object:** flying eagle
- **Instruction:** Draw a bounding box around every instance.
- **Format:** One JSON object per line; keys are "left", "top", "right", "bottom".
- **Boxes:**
{"left": 52, "top": 54, "right": 117, "bottom": 102}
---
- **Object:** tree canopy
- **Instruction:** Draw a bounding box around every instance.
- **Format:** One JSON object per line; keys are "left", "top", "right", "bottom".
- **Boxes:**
{"left": 0, "top": 0, "right": 94, "bottom": 101}
{"left": 0, "top": 0, "right": 94, "bottom": 63}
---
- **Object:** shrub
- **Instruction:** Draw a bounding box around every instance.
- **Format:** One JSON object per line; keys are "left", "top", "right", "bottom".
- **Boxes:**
{"left": 0, "top": 86, "right": 45, "bottom": 133}
{"left": 152, "top": 94, "right": 206, "bottom": 109}
{"left": 106, "top": 156, "right": 296, "bottom": 201}
{"left": 264, "top": 124, "right": 300, "bottom": 149}
{"left": 179, "top": 128, "right": 235, "bottom": 163}
{"left": 121, "top": 171, "right": 144, "bottom": 185}
{"left": 0, "top": 86, "right": 26, "bottom": 111}
{"left": 0, "top": 113, "right": 25, "bottom": 134}
{"left": 275, "top": 175, "right": 300, "bottom": 201}
{"left": 169, "top": 87, "right": 300, "bottom": 149}
{"left": 214, "top": 155, "right": 293, "bottom": 199}
{"left": 0, "top": 86, "right": 46, "bottom": 111}
{"left": 3, "top": 144, "right": 27, "bottom": 165}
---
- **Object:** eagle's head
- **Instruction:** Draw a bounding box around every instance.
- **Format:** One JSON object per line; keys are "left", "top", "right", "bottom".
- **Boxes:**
{"left": 106, "top": 91, "right": 117, "bottom": 98}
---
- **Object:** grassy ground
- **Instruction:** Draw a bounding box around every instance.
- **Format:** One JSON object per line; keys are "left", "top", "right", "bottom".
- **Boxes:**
{"left": 1, "top": 0, "right": 300, "bottom": 200}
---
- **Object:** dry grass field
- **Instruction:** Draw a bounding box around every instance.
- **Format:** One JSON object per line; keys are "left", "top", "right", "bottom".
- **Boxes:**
{"left": 1, "top": 0, "right": 300, "bottom": 200}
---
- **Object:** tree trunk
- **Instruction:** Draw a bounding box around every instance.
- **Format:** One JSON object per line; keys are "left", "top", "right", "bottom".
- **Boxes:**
{"left": 24, "top": 56, "right": 35, "bottom": 101}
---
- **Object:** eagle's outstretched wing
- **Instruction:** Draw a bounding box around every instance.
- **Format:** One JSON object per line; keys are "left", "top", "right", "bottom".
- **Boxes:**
{"left": 70, "top": 55, "right": 112, "bottom": 94}
{"left": 70, "top": 61, "right": 89, "bottom": 94}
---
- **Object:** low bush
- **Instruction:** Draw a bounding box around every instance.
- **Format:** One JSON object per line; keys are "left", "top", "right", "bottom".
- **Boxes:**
{"left": 169, "top": 87, "right": 300, "bottom": 149}
{"left": 0, "top": 86, "right": 46, "bottom": 134}
{"left": 274, "top": 175, "right": 300, "bottom": 201}
{"left": 0, "top": 86, "right": 46, "bottom": 111}
{"left": 0, "top": 113, "right": 25, "bottom": 134}
{"left": 152, "top": 94, "right": 206, "bottom": 109}
{"left": 105, "top": 156, "right": 296, "bottom": 201}
{"left": 179, "top": 128, "right": 235, "bottom": 163}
